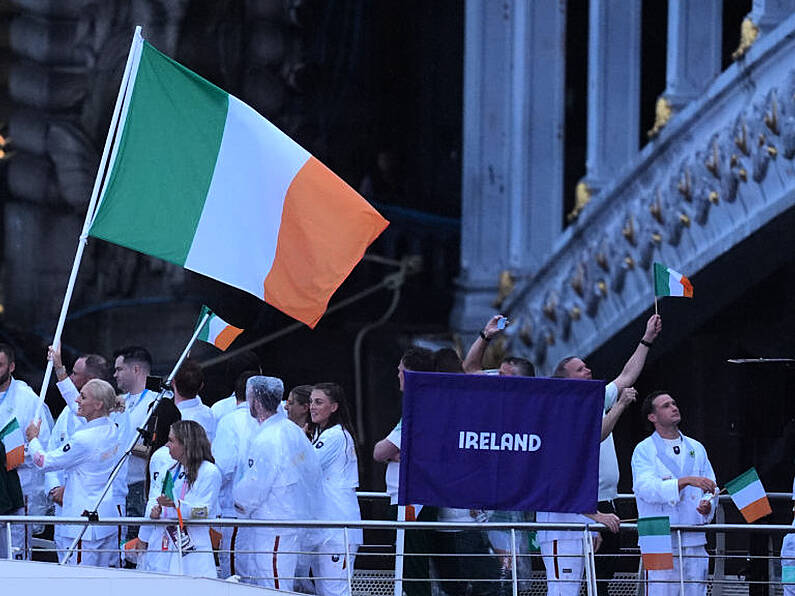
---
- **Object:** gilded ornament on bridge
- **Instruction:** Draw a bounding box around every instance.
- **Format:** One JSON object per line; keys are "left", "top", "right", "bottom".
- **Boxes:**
{"left": 542, "top": 291, "right": 558, "bottom": 322}
{"left": 705, "top": 142, "right": 721, "bottom": 179}
{"left": 648, "top": 96, "right": 672, "bottom": 138}
{"left": 567, "top": 181, "right": 592, "bottom": 222}
{"left": 735, "top": 121, "right": 750, "bottom": 155}
{"left": 765, "top": 95, "right": 780, "bottom": 135}
{"left": 621, "top": 215, "right": 636, "bottom": 245}
{"left": 569, "top": 263, "right": 585, "bottom": 297}
{"left": 492, "top": 270, "right": 515, "bottom": 308}
{"left": 519, "top": 321, "right": 533, "bottom": 346}
{"left": 649, "top": 192, "right": 664, "bottom": 224}
{"left": 732, "top": 18, "right": 759, "bottom": 60}
{"left": 677, "top": 168, "right": 692, "bottom": 201}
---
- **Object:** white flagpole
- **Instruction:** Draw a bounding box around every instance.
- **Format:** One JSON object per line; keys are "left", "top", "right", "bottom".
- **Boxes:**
{"left": 35, "top": 26, "right": 144, "bottom": 419}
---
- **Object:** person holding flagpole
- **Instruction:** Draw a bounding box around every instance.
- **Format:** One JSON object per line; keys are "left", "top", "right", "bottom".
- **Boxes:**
{"left": 45, "top": 345, "right": 130, "bottom": 565}
{"left": 25, "top": 379, "right": 119, "bottom": 566}
{"left": 147, "top": 420, "right": 221, "bottom": 578}
{"left": 631, "top": 391, "right": 717, "bottom": 596}
{"left": 549, "top": 313, "right": 661, "bottom": 595}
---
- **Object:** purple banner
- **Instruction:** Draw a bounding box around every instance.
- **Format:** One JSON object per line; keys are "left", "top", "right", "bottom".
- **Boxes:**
{"left": 398, "top": 372, "right": 604, "bottom": 513}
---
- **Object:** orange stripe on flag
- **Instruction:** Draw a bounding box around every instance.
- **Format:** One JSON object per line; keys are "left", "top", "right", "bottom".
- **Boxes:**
{"left": 215, "top": 325, "right": 243, "bottom": 350}
{"left": 5, "top": 446, "right": 23, "bottom": 471}
{"left": 682, "top": 276, "right": 693, "bottom": 298}
{"left": 264, "top": 156, "right": 389, "bottom": 328}
{"left": 741, "top": 497, "right": 772, "bottom": 523}
{"left": 642, "top": 552, "right": 674, "bottom": 570}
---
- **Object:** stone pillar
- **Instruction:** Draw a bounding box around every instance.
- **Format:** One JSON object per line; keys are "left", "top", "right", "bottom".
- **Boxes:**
{"left": 451, "top": 0, "right": 565, "bottom": 333}
{"left": 583, "top": 0, "right": 641, "bottom": 192}
{"left": 664, "top": 0, "right": 722, "bottom": 109}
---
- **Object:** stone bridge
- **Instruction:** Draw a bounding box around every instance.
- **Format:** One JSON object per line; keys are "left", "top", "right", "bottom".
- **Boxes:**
{"left": 451, "top": 1, "right": 795, "bottom": 374}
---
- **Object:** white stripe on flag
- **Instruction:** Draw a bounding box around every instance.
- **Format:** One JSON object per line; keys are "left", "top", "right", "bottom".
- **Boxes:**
{"left": 638, "top": 534, "right": 672, "bottom": 554}
{"left": 731, "top": 481, "right": 767, "bottom": 510}
{"left": 184, "top": 95, "right": 310, "bottom": 296}
{"left": 667, "top": 271, "right": 684, "bottom": 295}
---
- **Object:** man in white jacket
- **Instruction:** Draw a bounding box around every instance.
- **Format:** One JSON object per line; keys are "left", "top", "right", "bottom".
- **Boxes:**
{"left": 0, "top": 343, "right": 51, "bottom": 559}
{"left": 631, "top": 391, "right": 717, "bottom": 596}
{"left": 233, "top": 375, "right": 323, "bottom": 590}
{"left": 211, "top": 370, "right": 258, "bottom": 578}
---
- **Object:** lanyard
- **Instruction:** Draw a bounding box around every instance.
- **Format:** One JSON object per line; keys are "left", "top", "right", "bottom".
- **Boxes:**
{"left": 127, "top": 389, "right": 149, "bottom": 412}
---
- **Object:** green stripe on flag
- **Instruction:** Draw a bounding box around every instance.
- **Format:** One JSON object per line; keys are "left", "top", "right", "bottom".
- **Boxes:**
{"left": 0, "top": 417, "right": 19, "bottom": 439}
{"left": 638, "top": 516, "right": 670, "bottom": 536}
{"left": 653, "top": 263, "right": 670, "bottom": 297}
{"left": 726, "top": 467, "right": 761, "bottom": 494}
{"left": 89, "top": 41, "right": 229, "bottom": 265}
{"left": 162, "top": 469, "right": 175, "bottom": 501}
{"left": 783, "top": 566, "right": 795, "bottom": 584}
{"left": 196, "top": 305, "right": 213, "bottom": 342}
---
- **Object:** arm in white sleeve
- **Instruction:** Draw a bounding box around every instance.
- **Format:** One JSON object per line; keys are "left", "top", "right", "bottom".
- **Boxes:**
{"left": 233, "top": 440, "right": 277, "bottom": 516}
{"left": 631, "top": 443, "right": 680, "bottom": 506}
{"left": 44, "top": 414, "right": 65, "bottom": 492}
{"left": 29, "top": 435, "right": 89, "bottom": 472}
{"left": 314, "top": 428, "right": 344, "bottom": 471}
{"left": 56, "top": 377, "right": 80, "bottom": 415}
{"left": 211, "top": 419, "right": 238, "bottom": 477}
{"left": 697, "top": 449, "right": 718, "bottom": 524}
{"left": 182, "top": 465, "right": 221, "bottom": 518}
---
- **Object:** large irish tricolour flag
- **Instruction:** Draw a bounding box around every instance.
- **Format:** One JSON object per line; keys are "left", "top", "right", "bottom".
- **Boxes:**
{"left": 89, "top": 30, "right": 388, "bottom": 328}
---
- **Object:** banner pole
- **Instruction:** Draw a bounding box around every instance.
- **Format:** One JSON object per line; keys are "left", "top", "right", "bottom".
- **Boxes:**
{"left": 36, "top": 25, "right": 144, "bottom": 419}
{"left": 394, "top": 506, "right": 406, "bottom": 596}
{"left": 510, "top": 528, "right": 518, "bottom": 596}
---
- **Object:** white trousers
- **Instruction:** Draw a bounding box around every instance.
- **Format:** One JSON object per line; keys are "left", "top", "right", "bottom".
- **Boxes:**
{"left": 541, "top": 539, "right": 586, "bottom": 596}
{"left": 58, "top": 534, "right": 117, "bottom": 567}
{"left": 237, "top": 528, "right": 298, "bottom": 591}
{"left": 9, "top": 505, "right": 31, "bottom": 560}
{"left": 645, "top": 545, "right": 708, "bottom": 596}
{"left": 217, "top": 523, "right": 237, "bottom": 578}
{"left": 312, "top": 542, "right": 358, "bottom": 596}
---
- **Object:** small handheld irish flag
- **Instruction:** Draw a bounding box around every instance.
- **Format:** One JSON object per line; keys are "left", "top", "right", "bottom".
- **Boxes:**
{"left": 725, "top": 467, "right": 772, "bottom": 522}
{"left": 653, "top": 263, "right": 693, "bottom": 298}
{"left": 0, "top": 417, "right": 24, "bottom": 471}
{"left": 196, "top": 306, "right": 243, "bottom": 351}
{"left": 637, "top": 516, "right": 673, "bottom": 570}
{"left": 162, "top": 469, "right": 175, "bottom": 501}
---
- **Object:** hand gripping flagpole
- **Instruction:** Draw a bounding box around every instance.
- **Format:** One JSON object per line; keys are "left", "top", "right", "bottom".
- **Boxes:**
{"left": 34, "top": 26, "right": 144, "bottom": 421}
{"left": 60, "top": 310, "right": 212, "bottom": 565}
